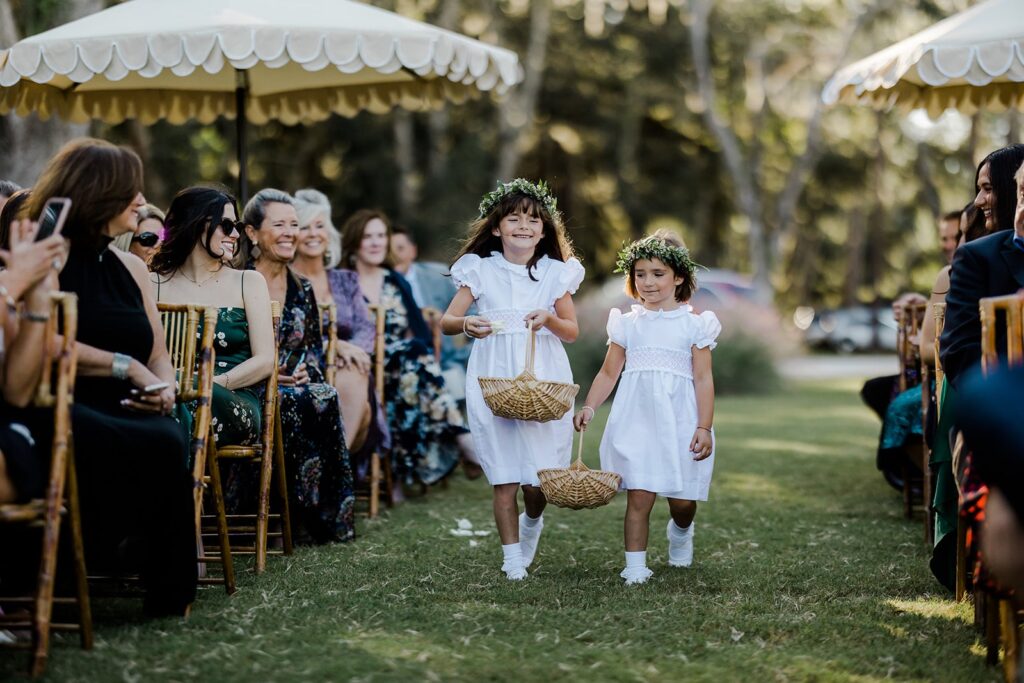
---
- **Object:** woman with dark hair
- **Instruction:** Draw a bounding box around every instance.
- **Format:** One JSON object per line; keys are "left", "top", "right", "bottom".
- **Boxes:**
{"left": 973, "top": 143, "right": 1024, "bottom": 235}
{"left": 339, "top": 209, "right": 466, "bottom": 489}
{"left": 0, "top": 189, "right": 31, "bottom": 255}
{"left": 150, "top": 187, "right": 275, "bottom": 455}
{"left": 240, "top": 188, "right": 355, "bottom": 543}
{"left": 22, "top": 137, "right": 195, "bottom": 617}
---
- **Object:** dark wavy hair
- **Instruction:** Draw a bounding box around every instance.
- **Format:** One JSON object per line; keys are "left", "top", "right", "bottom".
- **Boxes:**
{"left": 0, "top": 189, "right": 31, "bottom": 252}
{"left": 976, "top": 144, "right": 1024, "bottom": 232}
{"left": 150, "top": 186, "right": 238, "bottom": 276}
{"left": 25, "top": 138, "right": 143, "bottom": 249}
{"left": 450, "top": 193, "right": 575, "bottom": 282}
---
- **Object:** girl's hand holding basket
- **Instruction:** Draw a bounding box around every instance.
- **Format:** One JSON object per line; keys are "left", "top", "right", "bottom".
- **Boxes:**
{"left": 572, "top": 405, "right": 595, "bottom": 432}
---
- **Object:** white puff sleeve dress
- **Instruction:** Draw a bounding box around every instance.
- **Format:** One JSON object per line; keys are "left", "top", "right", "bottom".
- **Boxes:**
{"left": 451, "top": 252, "right": 584, "bottom": 486}
{"left": 599, "top": 305, "right": 721, "bottom": 500}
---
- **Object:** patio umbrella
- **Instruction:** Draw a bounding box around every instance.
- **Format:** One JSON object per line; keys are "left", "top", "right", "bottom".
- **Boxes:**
{"left": 0, "top": 0, "right": 521, "bottom": 199}
{"left": 822, "top": 0, "right": 1024, "bottom": 116}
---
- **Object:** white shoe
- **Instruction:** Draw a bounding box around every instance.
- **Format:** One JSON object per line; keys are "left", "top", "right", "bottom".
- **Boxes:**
{"left": 667, "top": 520, "right": 694, "bottom": 567}
{"left": 502, "top": 562, "right": 528, "bottom": 581}
{"left": 619, "top": 566, "right": 653, "bottom": 585}
{"left": 519, "top": 513, "right": 544, "bottom": 566}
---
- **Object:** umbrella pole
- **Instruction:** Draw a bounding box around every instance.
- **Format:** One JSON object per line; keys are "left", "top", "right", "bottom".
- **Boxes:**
{"left": 235, "top": 69, "right": 249, "bottom": 205}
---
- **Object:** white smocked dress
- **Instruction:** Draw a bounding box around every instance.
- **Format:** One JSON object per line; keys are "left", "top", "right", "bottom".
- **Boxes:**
{"left": 451, "top": 252, "right": 585, "bottom": 486}
{"left": 599, "top": 304, "right": 722, "bottom": 500}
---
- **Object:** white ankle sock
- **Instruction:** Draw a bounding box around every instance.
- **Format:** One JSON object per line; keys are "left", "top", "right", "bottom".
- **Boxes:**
{"left": 625, "top": 550, "right": 647, "bottom": 569}
{"left": 501, "top": 542, "right": 527, "bottom": 580}
{"left": 668, "top": 520, "right": 691, "bottom": 538}
{"left": 521, "top": 513, "right": 542, "bottom": 529}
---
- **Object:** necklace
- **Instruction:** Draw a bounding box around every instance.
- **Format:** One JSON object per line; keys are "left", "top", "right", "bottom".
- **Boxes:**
{"left": 182, "top": 266, "right": 223, "bottom": 287}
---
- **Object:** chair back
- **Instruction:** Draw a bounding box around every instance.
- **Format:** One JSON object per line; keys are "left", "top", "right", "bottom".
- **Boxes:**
{"left": 158, "top": 303, "right": 219, "bottom": 403}
{"left": 933, "top": 303, "right": 946, "bottom": 418}
{"left": 897, "top": 301, "right": 927, "bottom": 392}
{"left": 263, "top": 300, "right": 283, "bottom": 443}
{"left": 367, "top": 304, "right": 386, "bottom": 399}
{"left": 318, "top": 301, "right": 338, "bottom": 385}
{"left": 35, "top": 292, "right": 79, "bottom": 409}
{"left": 421, "top": 306, "right": 443, "bottom": 362}
{"left": 979, "top": 294, "right": 1024, "bottom": 376}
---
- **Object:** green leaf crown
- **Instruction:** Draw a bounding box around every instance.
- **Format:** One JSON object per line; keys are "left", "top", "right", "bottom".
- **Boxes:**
{"left": 478, "top": 178, "right": 559, "bottom": 220}
{"left": 614, "top": 234, "right": 701, "bottom": 283}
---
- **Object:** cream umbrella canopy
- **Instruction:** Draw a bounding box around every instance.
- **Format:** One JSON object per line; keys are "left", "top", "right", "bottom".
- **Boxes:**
{"left": 0, "top": 0, "right": 521, "bottom": 199}
{"left": 822, "top": 0, "right": 1024, "bottom": 116}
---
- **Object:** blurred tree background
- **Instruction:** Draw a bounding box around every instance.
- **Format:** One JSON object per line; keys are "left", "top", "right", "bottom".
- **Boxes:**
{"left": 2, "top": 0, "right": 1021, "bottom": 314}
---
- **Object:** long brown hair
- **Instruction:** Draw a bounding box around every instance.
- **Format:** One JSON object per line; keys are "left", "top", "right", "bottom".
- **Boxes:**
{"left": 339, "top": 209, "right": 394, "bottom": 269}
{"left": 25, "top": 138, "right": 143, "bottom": 249}
{"left": 451, "top": 192, "right": 575, "bottom": 280}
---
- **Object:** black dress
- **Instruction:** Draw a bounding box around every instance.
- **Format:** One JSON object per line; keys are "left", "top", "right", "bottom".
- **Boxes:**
{"left": 58, "top": 237, "right": 196, "bottom": 615}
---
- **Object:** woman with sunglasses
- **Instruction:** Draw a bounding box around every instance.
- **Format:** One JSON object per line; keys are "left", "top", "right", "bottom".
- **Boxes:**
{"left": 149, "top": 187, "right": 276, "bottom": 459}
{"left": 111, "top": 203, "right": 164, "bottom": 265}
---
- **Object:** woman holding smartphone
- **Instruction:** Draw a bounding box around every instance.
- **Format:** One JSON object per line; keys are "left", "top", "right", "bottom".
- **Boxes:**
{"left": 23, "top": 138, "right": 196, "bottom": 618}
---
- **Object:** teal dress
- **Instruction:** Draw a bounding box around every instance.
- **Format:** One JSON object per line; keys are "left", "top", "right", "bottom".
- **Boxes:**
{"left": 207, "top": 307, "right": 262, "bottom": 448}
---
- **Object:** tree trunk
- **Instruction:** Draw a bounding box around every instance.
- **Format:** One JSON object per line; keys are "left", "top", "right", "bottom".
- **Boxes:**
{"left": 1, "top": 0, "right": 103, "bottom": 186}
{"left": 393, "top": 109, "right": 419, "bottom": 223}
{"left": 842, "top": 207, "right": 866, "bottom": 307}
{"left": 495, "top": 0, "right": 552, "bottom": 181}
{"left": 687, "top": 0, "right": 770, "bottom": 295}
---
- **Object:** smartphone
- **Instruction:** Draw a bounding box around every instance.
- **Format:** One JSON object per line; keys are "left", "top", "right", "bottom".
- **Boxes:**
{"left": 35, "top": 197, "right": 72, "bottom": 242}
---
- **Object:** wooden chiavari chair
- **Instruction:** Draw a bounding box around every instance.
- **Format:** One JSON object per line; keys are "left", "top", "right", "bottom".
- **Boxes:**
{"left": 896, "top": 301, "right": 928, "bottom": 520}
{"left": 977, "top": 294, "right": 1023, "bottom": 681}
{"left": 420, "top": 306, "right": 444, "bottom": 363}
{"left": 0, "top": 292, "right": 91, "bottom": 679}
{"left": 318, "top": 301, "right": 338, "bottom": 385}
{"left": 356, "top": 304, "right": 392, "bottom": 519}
{"left": 200, "top": 301, "right": 292, "bottom": 593}
{"left": 157, "top": 303, "right": 218, "bottom": 537}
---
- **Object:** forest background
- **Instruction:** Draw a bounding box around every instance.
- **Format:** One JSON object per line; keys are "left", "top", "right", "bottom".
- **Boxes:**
{"left": 3, "top": 0, "right": 1022, "bottom": 314}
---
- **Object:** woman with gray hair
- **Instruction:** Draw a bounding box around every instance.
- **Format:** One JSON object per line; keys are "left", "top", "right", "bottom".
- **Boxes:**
{"left": 291, "top": 190, "right": 389, "bottom": 463}
{"left": 242, "top": 188, "right": 355, "bottom": 543}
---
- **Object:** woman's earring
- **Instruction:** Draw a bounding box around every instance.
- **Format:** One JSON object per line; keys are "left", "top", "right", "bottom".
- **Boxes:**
{"left": 250, "top": 240, "right": 261, "bottom": 260}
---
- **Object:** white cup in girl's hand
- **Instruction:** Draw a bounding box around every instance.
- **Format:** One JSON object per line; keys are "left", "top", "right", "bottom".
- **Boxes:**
{"left": 489, "top": 320, "right": 506, "bottom": 334}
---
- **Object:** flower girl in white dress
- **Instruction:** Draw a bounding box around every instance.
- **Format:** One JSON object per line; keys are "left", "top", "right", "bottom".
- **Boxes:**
{"left": 574, "top": 230, "right": 719, "bottom": 585}
{"left": 442, "top": 179, "right": 584, "bottom": 581}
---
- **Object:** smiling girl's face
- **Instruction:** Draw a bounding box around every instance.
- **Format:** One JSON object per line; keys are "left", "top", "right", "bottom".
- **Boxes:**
{"left": 493, "top": 209, "right": 543, "bottom": 258}
{"left": 633, "top": 257, "right": 685, "bottom": 309}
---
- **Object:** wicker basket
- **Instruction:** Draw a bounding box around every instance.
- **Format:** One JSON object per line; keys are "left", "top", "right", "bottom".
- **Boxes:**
{"left": 538, "top": 430, "right": 621, "bottom": 510}
{"left": 478, "top": 324, "right": 579, "bottom": 423}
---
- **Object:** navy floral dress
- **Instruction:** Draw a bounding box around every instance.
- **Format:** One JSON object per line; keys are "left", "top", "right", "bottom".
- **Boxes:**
{"left": 374, "top": 271, "right": 466, "bottom": 485}
{"left": 275, "top": 272, "right": 356, "bottom": 543}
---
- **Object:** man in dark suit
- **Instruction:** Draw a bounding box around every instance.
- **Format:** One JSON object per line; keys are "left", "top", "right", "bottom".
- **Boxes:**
{"left": 940, "top": 229, "right": 1024, "bottom": 387}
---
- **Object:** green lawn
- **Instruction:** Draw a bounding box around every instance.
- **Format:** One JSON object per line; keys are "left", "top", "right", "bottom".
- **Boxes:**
{"left": 5, "top": 380, "right": 994, "bottom": 682}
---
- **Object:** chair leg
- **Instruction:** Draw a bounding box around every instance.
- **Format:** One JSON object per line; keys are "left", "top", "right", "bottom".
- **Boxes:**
{"left": 191, "top": 431, "right": 209, "bottom": 538}
{"left": 31, "top": 454, "right": 66, "bottom": 678}
{"left": 956, "top": 517, "right": 968, "bottom": 603}
{"left": 368, "top": 451, "right": 381, "bottom": 519}
{"left": 923, "top": 457, "right": 933, "bottom": 545}
{"left": 65, "top": 448, "right": 92, "bottom": 649}
{"left": 273, "top": 413, "right": 293, "bottom": 556}
{"left": 902, "top": 460, "right": 913, "bottom": 519}
{"left": 383, "top": 457, "right": 394, "bottom": 509}
{"left": 987, "top": 592, "right": 1001, "bottom": 666}
{"left": 205, "top": 441, "right": 236, "bottom": 595}
{"left": 1001, "top": 600, "right": 1019, "bottom": 682}
{"left": 254, "top": 443, "right": 274, "bottom": 576}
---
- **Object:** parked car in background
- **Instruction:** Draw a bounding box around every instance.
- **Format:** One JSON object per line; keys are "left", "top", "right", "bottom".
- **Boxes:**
{"left": 803, "top": 306, "right": 898, "bottom": 353}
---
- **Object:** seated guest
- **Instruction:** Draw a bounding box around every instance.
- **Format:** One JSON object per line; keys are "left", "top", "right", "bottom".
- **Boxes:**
{"left": 149, "top": 187, "right": 275, "bottom": 459}
{"left": 340, "top": 209, "right": 468, "bottom": 487}
{"left": 238, "top": 189, "right": 355, "bottom": 543}
{"left": 0, "top": 217, "right": 66, "bottom": 504}
{"left": 112, "top": 203, "right": 164, "bottom": 266}
{"left": 0, "top": 189, "right": 31, "bottom": 252}
{"left": 291, "top": 190, "right": 389, "bottom": 459}
{"left": 24, "top": 138, "right": 195, "bottom": 617}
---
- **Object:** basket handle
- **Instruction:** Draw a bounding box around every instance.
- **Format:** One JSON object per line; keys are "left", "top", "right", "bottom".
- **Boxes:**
{"left": 574, "top": 425, "right": 585, "bottom": 465}
{"left": 522, "top": 321, "right": 537, "bottom": 375}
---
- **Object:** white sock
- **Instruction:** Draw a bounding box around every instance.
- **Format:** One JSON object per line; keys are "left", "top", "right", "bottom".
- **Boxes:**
{"left": 625, "top": 550, "right": 647, "bottom": 569}
{"left": 502, "top": 543, "right": 524, "bottom": 566}
{"left": 668, "top": 520, "right": 691, "bottom": 537}
{"left": 521, "top": 513, "right": 542, "bottom": 529}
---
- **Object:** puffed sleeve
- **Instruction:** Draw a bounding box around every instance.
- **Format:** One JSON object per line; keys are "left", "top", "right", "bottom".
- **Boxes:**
{"left": 693, "top": 310, "right": 722, "bottom": 350}
{"left": 555, "top": 257, "right": 585, "bottom": 298}
{"left": 606, "top": 308, "right": 626, "bottom": 348}
{"left": 450, "top": 254, "right": 483, "bottom": 298}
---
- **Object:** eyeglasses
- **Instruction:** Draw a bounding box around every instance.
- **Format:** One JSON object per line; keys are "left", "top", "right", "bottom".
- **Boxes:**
{"left": 132, "top": 231, "right": 160, "bottom": 247}
{"left": 217, "top": 218, "right": 244, "bottom": 236}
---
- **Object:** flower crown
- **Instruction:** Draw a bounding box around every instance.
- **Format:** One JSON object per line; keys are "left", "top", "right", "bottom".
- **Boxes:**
{"left": 614, "top": 234, "right": 701, "bottom": 283}
{"left": 478, "top": 178, "right": 559, "bottom": 220}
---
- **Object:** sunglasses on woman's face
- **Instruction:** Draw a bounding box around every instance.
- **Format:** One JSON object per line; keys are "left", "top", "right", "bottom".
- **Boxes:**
{"left": 217, "top": 218, "right": 244, "bottom": 236}
{"left": 132, "top": 231, "right": 160, "bottom": 247}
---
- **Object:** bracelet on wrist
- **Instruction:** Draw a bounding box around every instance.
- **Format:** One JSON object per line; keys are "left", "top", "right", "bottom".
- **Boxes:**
{"left": 21, "top": 310, "right": 50, "bottom": 323}
{"left": 697, "top": 426, "right": 712, "bottom": 433}
{"left": 581, "top": 406, "right": 595, "bottom": 419}
{"left": 111, "top": 353, "right": 132, "bottom": 381}
{"left": 462, "top": 316, "right": 471, "bottom": 337}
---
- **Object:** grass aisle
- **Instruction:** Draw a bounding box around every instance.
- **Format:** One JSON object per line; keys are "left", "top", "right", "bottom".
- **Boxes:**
{"left": 12, "top": 380, "right": 992, "bottom": 682}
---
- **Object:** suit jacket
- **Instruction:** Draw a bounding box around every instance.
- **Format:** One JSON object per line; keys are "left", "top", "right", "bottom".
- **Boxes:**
{"left": 407, "top": 261, "right": 472, "bottom": 371}
{"left": 939, "top": 229, "right": 1024, "bottom": 388}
